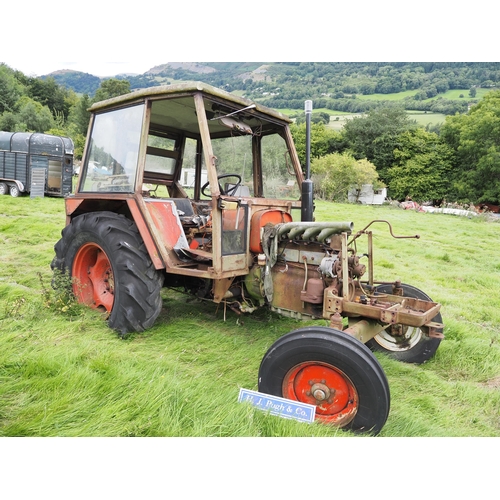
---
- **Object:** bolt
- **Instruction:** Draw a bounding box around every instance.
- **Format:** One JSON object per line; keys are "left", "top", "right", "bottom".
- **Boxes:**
{"left": 310, "top": 382, "right": 331, "bottom": 402}
{"left": 313, "top": 389, "right": 327, "bottom": 400}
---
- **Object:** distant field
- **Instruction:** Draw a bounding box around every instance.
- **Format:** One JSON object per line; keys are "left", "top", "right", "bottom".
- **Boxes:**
{"left": 321, "top": 112, "right": 447, "bottom": 130}
{"left": 355, "top": 88, "right": 492, "bottom": 101}
{"left": 276, "top": 87, "right": 495, "bottom": 122}
{"left": 431, "top": 88, "right": 491, "bottom": 100}
{"left": 278, "top": 111, "right": 447, "bottom": 130}
{"left": 326, "top": 114, "right": 361, "bottom": 130}
{"left": 409, "top": 112, "right": 447, "bottom": 127}
{"left": 356, "top": 90, "right": 419, "bottom": 101}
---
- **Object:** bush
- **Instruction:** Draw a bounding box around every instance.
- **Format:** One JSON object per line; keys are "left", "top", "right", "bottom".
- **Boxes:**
{"left": 311, "top": 152, "right": 380, "bottom": 201}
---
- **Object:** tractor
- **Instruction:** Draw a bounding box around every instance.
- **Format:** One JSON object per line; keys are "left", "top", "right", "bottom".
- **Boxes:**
{"left": 52, "top": 82, "right": 444, "bottom": 434}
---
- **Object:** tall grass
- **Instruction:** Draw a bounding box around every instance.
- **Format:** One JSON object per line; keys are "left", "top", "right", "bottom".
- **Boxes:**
{"left": 1, "top": 196, "right": 499, "bottom": 437}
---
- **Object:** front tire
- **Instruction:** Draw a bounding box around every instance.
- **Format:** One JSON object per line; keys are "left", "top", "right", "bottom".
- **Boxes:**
{"left": 366, "top": 283, "right": 443, "bottom": 364}
{"left": 51, "top": 211, "right": 164, "bottom": 335}
{"left": 9, "top": 184, "right": 20, "bottom": 197}
{"left": 258, "top": 327, "right": 390, "bottom": 435}
{"left": 0, "top": 182, "right": 8, "bottom": 195}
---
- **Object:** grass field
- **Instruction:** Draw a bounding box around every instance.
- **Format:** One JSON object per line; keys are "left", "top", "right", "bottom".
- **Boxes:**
{"left": 322, "top": 112, "right": 448, "bottom": 130}
{"left": 279, "top": 108, "right": 447, "bottom": 130}
{"left": 355, "top": 88, "right": 491, "bottom": 101}
{"left": 1, "top": 194, "right": 499, "bottom": 440}
{"left": 278, "top": 87, "right": 492, "bottom": 129}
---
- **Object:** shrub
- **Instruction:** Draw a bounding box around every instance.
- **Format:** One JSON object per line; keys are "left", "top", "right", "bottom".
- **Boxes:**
{"left": 311, "top": 152, "right": 380, "bottom": 201}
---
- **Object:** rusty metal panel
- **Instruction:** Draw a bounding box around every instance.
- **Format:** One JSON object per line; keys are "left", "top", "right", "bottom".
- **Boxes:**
{"left": 280, "top": 248, "right": 325, "bottom": 265}
{"left": 324, "top": 290, "right": 441, "bottom": 329}
{"left": 271, "top": 262, "right": 307, "bottom": 313}
{"left": 127, "top": 198, "right": 164, "bottom": 270}
{"left": 145, "top": 199, "right": 189, "bottom": 251}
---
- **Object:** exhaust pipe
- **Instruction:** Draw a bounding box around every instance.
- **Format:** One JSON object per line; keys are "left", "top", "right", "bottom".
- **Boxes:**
{"left": 301, "top": 100, "right": 314, "bottom": 222}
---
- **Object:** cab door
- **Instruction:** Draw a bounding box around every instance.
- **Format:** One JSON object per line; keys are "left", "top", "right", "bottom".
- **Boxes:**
{"left": 219, "top": 198, "right": 249, "bottom": 274}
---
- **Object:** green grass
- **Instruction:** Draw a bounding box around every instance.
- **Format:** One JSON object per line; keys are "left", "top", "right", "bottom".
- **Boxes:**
{"left": 356, "top": 90, "right": 420, "bottom": 101}
{"left": 408, "top": 112, "right": 447, "bottom": 127}
{"left": 1, "top": 195, "right": 499, "bottom": 437}
{"left": 355, "top": 88, "right": 491, "bottom": 101}
{"left": 323, "top": 112, "right": 448, "bottom": 131}
{"left": 429, "top": 88, "right": 491, "bottom": 100}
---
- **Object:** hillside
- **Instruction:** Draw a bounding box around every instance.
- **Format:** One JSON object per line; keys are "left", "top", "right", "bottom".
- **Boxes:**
{"left": 43, "top": 69, "right": 102, "bottom": 96}
{"left": 45, "top": 62, "right": 500, "bottom": 114}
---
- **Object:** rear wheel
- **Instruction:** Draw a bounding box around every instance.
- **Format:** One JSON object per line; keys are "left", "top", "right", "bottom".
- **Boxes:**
{"left": 9, "top": 184, "right": 20, "bottom": 197}
{"left": 366, "top": 283, "right": 443, "bottom": 364}
{"left": 51, "top": 211, "right": 164, "bottom": 335}
{"left": 258, "top": 326, "right": 390, "bottom": 435}
{"left": 0, "top": 182, "right": 8, "bottom": 195}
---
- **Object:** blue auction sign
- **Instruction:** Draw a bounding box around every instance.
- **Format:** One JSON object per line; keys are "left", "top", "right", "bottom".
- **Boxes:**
{"left": 238, "top": 388, "right": 316, "bottom": 423}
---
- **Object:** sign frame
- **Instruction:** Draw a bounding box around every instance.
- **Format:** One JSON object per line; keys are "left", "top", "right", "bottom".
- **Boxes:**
{"left": 238, "top": 388, "right": 316, "bottom": 424}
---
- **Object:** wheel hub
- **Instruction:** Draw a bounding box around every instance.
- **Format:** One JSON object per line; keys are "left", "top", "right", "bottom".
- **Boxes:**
{"left": 310, "top": 382, "right": 333, "bottom": 402}
{"left": 72, "top": 242, "right": 115, "bottom": 314}
{"left": 283, "top": 362, "right": 358, "bottom": 426}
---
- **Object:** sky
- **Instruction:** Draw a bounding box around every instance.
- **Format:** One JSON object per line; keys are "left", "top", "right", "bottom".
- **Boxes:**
{"left": 1, "top": 2, "right": 494, "bottom": 78}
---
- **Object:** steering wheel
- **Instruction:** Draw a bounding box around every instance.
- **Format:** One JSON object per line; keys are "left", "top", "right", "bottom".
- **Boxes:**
{"left": 201, "top": 173, "right": 242, "bottom": 197}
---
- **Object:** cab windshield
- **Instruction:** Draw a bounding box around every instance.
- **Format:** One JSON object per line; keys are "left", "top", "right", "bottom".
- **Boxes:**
{"left": 80, "top": 104, "right": 144, "bottom": 193}
{"left": 210, "top": 132, "right": 299, "bottom": 199}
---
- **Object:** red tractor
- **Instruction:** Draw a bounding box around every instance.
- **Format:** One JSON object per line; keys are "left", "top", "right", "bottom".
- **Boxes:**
{"left": 52, "top": 83, "right": 444, "bottom": 434}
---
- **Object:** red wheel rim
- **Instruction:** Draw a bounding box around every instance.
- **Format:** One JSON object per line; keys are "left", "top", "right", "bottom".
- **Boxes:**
{"left": 283, "top": 362, "right": 358, "bottom": 426}
{"left": 72, "top": 243, "right": 115, "bottom": 314}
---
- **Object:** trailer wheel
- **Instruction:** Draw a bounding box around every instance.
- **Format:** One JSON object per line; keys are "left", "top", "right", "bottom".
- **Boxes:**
{"left": 258, "top": 326, "right": 390, "bottom": 435}
{"left": 51, "top": 211, "right": 164, "bottom": 336}
{"left": 9, "top": 184, "right": 20, "bottom": 197}
{"left": 366, "top": 283, "right": 443, "bottom": 364}
{"left": 0, "top": 182, "right": 8, "bottom": 195}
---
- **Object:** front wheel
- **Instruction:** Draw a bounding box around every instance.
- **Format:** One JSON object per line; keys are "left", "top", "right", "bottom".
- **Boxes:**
{"left": 0, "top": 182, "right": 8, "bottom": 195}
{"left": 366, "top": 283, "right": 443, "bottom": 364}
{"left": 258, "top": 327, "right": 390, "bottom": 435}
{"left": 9, "top": 184, "right": 20, "bottom": 197}
{"left": 51, "top": 211, "right": 164, "bottom": 335}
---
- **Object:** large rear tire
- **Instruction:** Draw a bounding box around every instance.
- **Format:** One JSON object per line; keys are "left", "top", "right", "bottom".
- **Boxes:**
{"left": 51, "top": 211, "right": 164, "bottom": 335}
{"left": 258, "top": 326, "right": 390, "bottom": 435}
{"left": 366, "top": 283, "right": 443, "bottom": 364}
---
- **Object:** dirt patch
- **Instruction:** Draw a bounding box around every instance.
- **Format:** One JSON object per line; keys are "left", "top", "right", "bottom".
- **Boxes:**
{"left": 480, "top": 376, "right": 500, "bottom": 389}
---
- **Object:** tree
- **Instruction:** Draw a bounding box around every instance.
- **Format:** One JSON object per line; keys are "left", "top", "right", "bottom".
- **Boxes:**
{"left": 0, "top": 63, "right": 24, "bottom": 113}
{"left": 341, "top": 105, "right": 417, "bottom": 180}
{"left": 387, "top": 128, "right": 454, "bottom": 202}
{"left": 440, "top": 90, "right": 500, "bottom": 203}
{"left": 311, "top": 152, "right": 380, "bottom": 201}
{"left": 27, "top": 76, "right": 72, "bottom": 119}
{"left": 0, "top": 112, "right": 19, "bottom": 131}
{"left": 17, "top": 97, "right": 55, "bottom": 132}
{"left": 0, "top": 96, "right": 55, "bottom": 132}
{"left": 290, "top": 122, "right": 346, "bottom": 168}
{"left": 68, "top": 94, "right": 91, "bottom": 136}
{"left": 93, "top": 78, "right": 131, "bottom": 102}
{"left": 469, "top": 87, "right": 477, "bottom": 98}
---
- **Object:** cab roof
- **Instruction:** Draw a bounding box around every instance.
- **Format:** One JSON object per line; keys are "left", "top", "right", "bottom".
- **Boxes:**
{"left": 89, "top": 81, "right": 292, "bottom": 124}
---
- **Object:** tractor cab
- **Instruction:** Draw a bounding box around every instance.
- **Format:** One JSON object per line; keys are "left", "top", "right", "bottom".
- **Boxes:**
{"left": 71, "top": 83, "right": 303, "bottom": 284}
